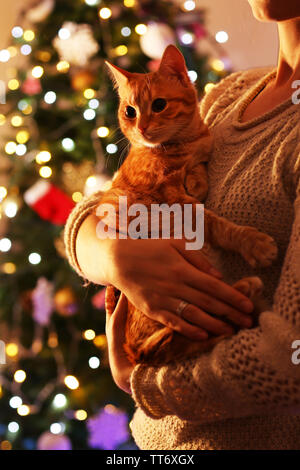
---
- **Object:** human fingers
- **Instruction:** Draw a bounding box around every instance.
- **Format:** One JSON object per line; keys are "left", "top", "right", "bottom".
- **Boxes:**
{"left": 164, "top": 297, "right": 235, "bottom": 336}
{"left": 174, "top": 285, "right": 253, "bottom": 329}
{"left": 172, "top": 239, "right": 223, "bottom": 279}
{"left": 182, "top": 265, "right": 254, "bottom": 313}
{"left": 145, "top": 307, "right": 209, "bottom": 341}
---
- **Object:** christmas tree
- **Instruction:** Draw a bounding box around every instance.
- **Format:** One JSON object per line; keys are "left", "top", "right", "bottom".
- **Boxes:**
{"left": 0, "top": 0, "right": 230, "bottom": 450}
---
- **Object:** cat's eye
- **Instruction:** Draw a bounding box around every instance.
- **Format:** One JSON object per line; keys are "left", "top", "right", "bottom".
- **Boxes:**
{"left": 125, "top": 106, "right": 136, "bottom": 119}
{"left": 152, "top": 98, "right": 167, "bottom": 113}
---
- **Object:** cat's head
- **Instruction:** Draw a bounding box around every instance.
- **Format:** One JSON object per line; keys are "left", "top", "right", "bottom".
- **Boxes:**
{"left": 106, "top": 45, "right": 199, "bottom": 147}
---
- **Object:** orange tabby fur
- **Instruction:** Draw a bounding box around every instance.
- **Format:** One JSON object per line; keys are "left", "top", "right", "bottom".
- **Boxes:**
{"left": 95, "top": 46, "right": 278, "bottom": 366}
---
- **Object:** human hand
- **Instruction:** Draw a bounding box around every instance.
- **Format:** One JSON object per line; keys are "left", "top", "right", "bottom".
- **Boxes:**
{"left": 109, "top": 237, "right": 254, "bottom": 341}
{"left": 105, "top": 293, "right": 133, "bottom": 394}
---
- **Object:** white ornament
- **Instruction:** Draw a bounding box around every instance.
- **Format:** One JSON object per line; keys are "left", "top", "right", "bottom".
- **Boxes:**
{"left": 53, "top": 22, "right": 99, "bottom": 67}
{"left": 140, "top": 23, "right": 176, "bottom": 60}
{"left": 26, "top": 0, "right": 55, "bottom": 23}
{"left": 37, "top": 431, "right": 72, "bottom": 450}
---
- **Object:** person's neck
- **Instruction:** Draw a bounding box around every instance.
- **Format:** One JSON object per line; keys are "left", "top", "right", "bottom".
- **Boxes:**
{"left": 275, "top": 18, "right": 300, "bottom": 87}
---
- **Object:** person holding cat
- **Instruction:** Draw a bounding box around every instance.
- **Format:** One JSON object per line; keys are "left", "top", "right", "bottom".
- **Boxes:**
{"left": 65, "top": 0, "right": 300, "bottom": 450}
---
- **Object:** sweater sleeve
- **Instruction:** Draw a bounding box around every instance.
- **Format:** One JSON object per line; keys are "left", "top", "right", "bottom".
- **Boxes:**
{"left": 130, "top": 175, "right": 300, "bottom": 422}
{"left": 64, "top": 191, "right": 103, "bottom": 280}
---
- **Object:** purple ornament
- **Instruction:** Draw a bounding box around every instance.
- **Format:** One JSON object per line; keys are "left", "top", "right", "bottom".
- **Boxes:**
{"left": 32, "top": 277, "right": 54, "bottom": 326}
{"left": 87, "top": 406, "right": 130, "bottom": 450}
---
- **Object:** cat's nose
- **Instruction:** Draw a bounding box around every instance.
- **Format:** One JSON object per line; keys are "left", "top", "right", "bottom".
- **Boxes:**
{"left": 138, "top": 124, "right": 147, "bottom": 135}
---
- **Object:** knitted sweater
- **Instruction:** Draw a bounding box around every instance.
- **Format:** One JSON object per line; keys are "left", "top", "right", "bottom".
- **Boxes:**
{"left": 64, "top": 67, "right": 300, "bottom": 450}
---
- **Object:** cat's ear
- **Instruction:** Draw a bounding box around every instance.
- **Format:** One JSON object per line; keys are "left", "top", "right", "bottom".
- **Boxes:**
{"left": 105, "top": 61, "right": 132, "bottom": 89}
{"left": 158, "top": 45, "right": 189, "bottom": 84}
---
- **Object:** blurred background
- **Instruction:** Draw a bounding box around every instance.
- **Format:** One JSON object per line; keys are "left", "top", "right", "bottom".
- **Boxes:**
{"left": 0, "top": 0, "right": 278, "bottom": 451}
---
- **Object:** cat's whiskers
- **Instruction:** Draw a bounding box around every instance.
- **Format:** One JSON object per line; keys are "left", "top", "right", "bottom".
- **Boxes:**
{"left": 118, "top": 142, "right": 130, "bottom": 169}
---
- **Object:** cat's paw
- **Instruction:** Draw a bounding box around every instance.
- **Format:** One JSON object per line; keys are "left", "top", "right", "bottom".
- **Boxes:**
{"left": 184, "top": 174, "right": 208, "bottom": 201}
{"left": 240, "top": 228, "right": 278, "bottom": 268}
{"left": 233, "top": 276, "right": 264, "bottom": 298}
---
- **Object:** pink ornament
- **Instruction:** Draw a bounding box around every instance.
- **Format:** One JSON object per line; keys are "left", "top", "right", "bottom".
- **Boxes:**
{"left": 192, "top": 23, "right": 207, "bottom": 40}
{"left": 147, "top": 60, "right": 160, "bottom": 72}
{"left": 22, "top": 77, "right": 42, "bottom": 95}
{"left": 37, "top": 431, "right": 72, "bottom": 450}
{"left": 92, "top": 289, "right": 106, "bottom": 310}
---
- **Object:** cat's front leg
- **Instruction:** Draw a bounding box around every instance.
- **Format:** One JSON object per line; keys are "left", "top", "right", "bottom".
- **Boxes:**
{"left": 201, "top": 208, "right": 278, "bottom": 268}
{"left": 184, "top": 162, "right": 208, "bottom": 201}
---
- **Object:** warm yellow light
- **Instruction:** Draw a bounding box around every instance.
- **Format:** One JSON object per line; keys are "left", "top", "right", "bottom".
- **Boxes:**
{"left": 115, "top": 45, "right": 128, "bottom": 56}
{"left": 14, "top": 369, "right": 26, "bottom": 383}
{"left": 56, "top": 60, "right": 70, "bottom": 72}
{"left": 211, "top": 59, "right": 225, "bottom": 72}
{"left": 36, "top": 50, "right": 51, "bottom": 62}
{"left": 0, "top": 114, "right": 6, "bottom": 126}
{"left": 31, "top": 66, "right": 44, "bottom": 78}
{"left": 23, "top": 30, "right": 35, "bottom": 41}
{"left": 2, "top": 263, "right": 16, "bottom": 274}
{"left": 11, "top": 115, "right": 23, "bottom": 127}
{"left": 0, "top": 186, "right": 7, "bottom": 199}
{"left": 83, "top": 88, "right": 95, "bottom": 99}
{"left": 48, "top": 332, "right": 58, "bottom": 348}
{"left": 83, "top": 329, "right": 96, "bottom": 340}
{"left": 5, "top": 141, "right": 17, "bottom": 155}
{"left": 72, "top": 191, "right": 83, "bottom": 203}
{"left": 93, "top": 334, "right": 107, "bottom": 348}
{"left": 85, "top": 176, "right": 97, "bottom": 188}
{"left": 22, "top": 105, "right": 33, "bottom": 115}
{"left": 17, "top": 404, "right": 30, "bottom": 416}
{"left": 1, "top": 440, "right": 12, "bottom": 450}
{"left": 99, "top": 7, "right": 112, "bottom": 19}
{"left": 8, "top": 79, "right": 20, "bottom": 91}
{"left": 124, "top": 0, "right": 135, "bottom": 6}
{"left": 97, "top": 126, "right": 109, "bottom": 138}
{"left": 75, "top": 409, "right": 87, "bottom": 421}
{"left": 35, "top": 150, "right": 51, "bottom": 164}
{"left": 135, "top": 24, "right": 147, "bottom": 35}
{"left": 6, "top": 343, "right": 18, "bottom": 357}
{"left": 16, "top": 130, "right": 29, "bottom": 144}
{"left": 39, "top": 166, "right": 52, "bottom": 178}
{"left": 7, "top": 46, "right": 17, "bottom": 57}
{"left": 204, "top": 82, "right": 216, "bottom": 94}
{"left": 64, "top": 375, "right": 79, "bottom": 390}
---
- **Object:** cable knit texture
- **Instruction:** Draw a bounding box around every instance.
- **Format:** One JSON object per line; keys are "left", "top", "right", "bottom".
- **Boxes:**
{"left": 64, "top": 67, "right": 300, "bottom": 449}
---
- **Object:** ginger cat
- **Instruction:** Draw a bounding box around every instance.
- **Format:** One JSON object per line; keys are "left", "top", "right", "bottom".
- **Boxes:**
{"left": 95, "top": 45, "right": 277, "bottom": 366}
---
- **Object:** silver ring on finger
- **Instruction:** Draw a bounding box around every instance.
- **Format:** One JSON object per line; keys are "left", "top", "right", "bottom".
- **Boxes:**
{"left": 176, "top": 300, "right": 189, "bottom": 318}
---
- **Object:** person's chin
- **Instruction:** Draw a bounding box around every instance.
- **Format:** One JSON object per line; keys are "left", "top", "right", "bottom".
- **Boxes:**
{"left": 249, "top": 0, "right": 300, "bottom": 22}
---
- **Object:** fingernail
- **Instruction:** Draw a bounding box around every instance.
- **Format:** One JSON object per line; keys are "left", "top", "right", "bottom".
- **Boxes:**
{"left": 240, "top": 300, "right": 254, "bottom": 313}
{"left": 209, "top": 268, "right": 222, "bottom": 278}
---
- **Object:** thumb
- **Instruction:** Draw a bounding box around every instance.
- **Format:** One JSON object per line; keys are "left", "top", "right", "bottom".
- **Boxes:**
{"left": 105, "top": 292, "right": 128, "bottom": 333}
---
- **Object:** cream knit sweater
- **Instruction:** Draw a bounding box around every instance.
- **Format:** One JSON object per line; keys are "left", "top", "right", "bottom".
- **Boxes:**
{"left": 64, "top": 67, "right": 300, "bottom": 450}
